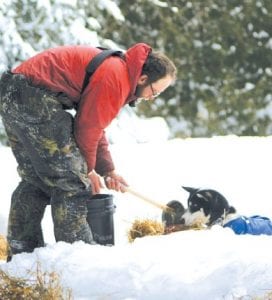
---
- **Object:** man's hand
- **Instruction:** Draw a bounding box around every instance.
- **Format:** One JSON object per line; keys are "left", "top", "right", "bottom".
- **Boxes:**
{"left": 88, "top": 170, "right": 104, "bottom": 195}
{"left": 103, "top": 170, "right": 128, "bottom": 192}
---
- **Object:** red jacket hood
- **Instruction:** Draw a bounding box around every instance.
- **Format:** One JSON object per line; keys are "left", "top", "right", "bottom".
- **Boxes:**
{"left": 125, "top": 43, "right": 152, "bottom": 97}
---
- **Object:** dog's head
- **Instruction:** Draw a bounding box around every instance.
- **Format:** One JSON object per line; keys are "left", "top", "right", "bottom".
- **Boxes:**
{"left": 181, "top": 186, "right": 236, "bottom": 227}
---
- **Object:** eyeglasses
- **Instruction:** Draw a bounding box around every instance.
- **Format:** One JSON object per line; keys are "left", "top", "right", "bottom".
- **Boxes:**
{"left": 150, "top": 83, "right": 161, "bottom": 98}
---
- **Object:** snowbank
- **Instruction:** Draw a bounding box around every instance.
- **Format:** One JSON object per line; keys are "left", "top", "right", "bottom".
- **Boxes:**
{"left": 1, "top": 136, "right": 272, "bottom": 299}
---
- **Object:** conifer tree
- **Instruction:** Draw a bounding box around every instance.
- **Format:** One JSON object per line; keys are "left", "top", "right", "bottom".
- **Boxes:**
{"left": 102, "top": 0, "right": 272, "bottom": 136}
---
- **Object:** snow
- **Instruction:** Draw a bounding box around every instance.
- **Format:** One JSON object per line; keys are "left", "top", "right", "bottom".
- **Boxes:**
{"left": 97, "top": 0, "right": 125, "bottom": 22}
{"left": 106, "top": 106, "right": 170, "bottom": 144}
{"left": 0, "top": 0, "right": 124, "bottom": 72}
{"left": 1, "top": 134, "right": 272, "bottom": 299}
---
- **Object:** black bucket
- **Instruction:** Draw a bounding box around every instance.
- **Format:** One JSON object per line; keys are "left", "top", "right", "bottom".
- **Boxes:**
{"left": 86, "top": 194, "right": 116, "bottom": 246}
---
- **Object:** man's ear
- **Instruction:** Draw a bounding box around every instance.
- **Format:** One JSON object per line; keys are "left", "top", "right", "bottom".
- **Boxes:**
{"left": 137, "top": 74, "right": 148, "bottom": 85}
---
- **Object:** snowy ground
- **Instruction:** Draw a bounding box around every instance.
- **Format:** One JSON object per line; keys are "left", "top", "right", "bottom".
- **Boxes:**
{"left": 1, "top": 136, "right": 272, "bottom": 299}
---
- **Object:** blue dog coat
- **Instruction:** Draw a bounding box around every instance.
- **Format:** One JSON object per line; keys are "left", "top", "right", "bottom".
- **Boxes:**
{"left": 223, "top": 215, "right": 272, "bottom": 235}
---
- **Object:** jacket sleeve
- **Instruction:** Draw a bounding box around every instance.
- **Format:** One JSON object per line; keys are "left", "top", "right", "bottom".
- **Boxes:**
{"left": 74, "top": 58, "right": 130, "bottom": 174}
{"left": 95, "top": 131, "right": 115, "bottom": 175}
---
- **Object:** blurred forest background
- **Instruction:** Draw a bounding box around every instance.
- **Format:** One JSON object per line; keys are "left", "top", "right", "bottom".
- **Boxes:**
{"left": 1, "top": 0, "right": 272, "bottom": 143}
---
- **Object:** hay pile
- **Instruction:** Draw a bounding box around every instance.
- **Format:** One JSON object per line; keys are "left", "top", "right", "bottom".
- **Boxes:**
{"left": 0, "top": 235, "right": 8, "bottom": 261}
{"left": 128, "top": 219, "right": 206, "bottom": 242}
{"left": 164, "top": 223, "right": 206, "bottom": 234}
{"left": 0, "top": 237, "right": 73, "bottom": 299}
{"left": 0, "top": 263, "right": 72, "bottom": 300}
{"left": 128, "top": 219, "right": 165, "bottom": 242}
{"left": 255, "top": 291, "right": 272, "bottom": 300}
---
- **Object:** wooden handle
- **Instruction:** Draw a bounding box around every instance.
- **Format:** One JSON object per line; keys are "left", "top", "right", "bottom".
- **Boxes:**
{"left": 124, "top": 186, "right": 172, "bottom": 212}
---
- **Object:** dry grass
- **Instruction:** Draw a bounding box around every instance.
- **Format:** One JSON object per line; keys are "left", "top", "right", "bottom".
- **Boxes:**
{"left": 128, "top": 218, "right": 207, "bottom": 242}
{"left": 0, "top": 234, "right": 9, "bottom": 261}
{"left": 128, "top": 219, "right": 165, "bottom": 242}
{"left": 164, "top": 223, "right": 206, "bottom": 234}
{"left": 255, "top": 291, "right": 272, "bottom": 300}
{"left": 0, "top": 262, "right": 73, "bottom": 300}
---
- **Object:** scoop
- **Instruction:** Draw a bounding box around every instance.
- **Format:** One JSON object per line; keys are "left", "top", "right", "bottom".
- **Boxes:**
{"left": 123, "top": 186, "right": 184, "bottom": 225}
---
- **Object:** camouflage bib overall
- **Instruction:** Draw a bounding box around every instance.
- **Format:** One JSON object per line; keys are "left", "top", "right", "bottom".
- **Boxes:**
{"left": 0, "top": 72, "right": 95, "bottom": 258}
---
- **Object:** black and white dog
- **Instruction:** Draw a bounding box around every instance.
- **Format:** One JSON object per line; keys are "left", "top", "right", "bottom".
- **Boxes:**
{"left": 181, "top": 186, "right": 272, "bottom": 235}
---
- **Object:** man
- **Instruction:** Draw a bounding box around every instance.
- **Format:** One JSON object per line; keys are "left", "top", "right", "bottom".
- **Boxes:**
{"left": 0, "top": 43, "right": 176, "bottom": 257}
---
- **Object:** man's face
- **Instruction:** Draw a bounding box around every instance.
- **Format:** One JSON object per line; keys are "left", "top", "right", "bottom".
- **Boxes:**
{"left": 135, "top": 75, "right": 173, "bottom": 101}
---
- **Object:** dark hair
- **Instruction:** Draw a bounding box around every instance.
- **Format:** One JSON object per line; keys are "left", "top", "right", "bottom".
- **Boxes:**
{"left": 141, "top": 51, "right": 177, "bottom": 84}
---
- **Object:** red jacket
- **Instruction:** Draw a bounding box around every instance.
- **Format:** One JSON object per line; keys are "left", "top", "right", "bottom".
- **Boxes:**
{"left": 13, "top": 43, "right": 151, "bottom": 175}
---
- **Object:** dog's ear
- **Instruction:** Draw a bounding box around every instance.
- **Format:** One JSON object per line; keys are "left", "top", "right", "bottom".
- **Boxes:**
{"left": 182, "top": 186, "right": 198, "bottom": 194}
{"left": 228, "top": 206, "right": 236, "bottom": 214}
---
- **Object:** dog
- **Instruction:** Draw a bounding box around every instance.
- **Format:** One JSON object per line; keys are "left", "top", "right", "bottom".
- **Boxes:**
{"left": 181, "top": 186, "right": 272, "bottom": 235}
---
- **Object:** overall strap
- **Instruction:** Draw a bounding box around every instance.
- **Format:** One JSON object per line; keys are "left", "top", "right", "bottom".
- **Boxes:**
{"left": 81, "top": 49, "right": 124, "bottom": 94}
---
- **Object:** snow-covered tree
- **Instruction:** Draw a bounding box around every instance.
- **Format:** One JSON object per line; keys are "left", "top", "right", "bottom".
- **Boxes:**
{"left": 0, "top": 0, "right": 124, "bottom": 71}
{"left": 0, "top": 0, "right": 125, "bottom": 143}
{"left": 103, "top": 0, "right": 272, "bottom": 137}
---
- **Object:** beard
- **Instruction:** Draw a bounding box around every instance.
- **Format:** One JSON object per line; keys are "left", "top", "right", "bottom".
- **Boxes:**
{"left": 134, "top": 85, "right": 144, "bottom": 98}
{"left": 135, "top": 83, "right": 149, "bottom": 100}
